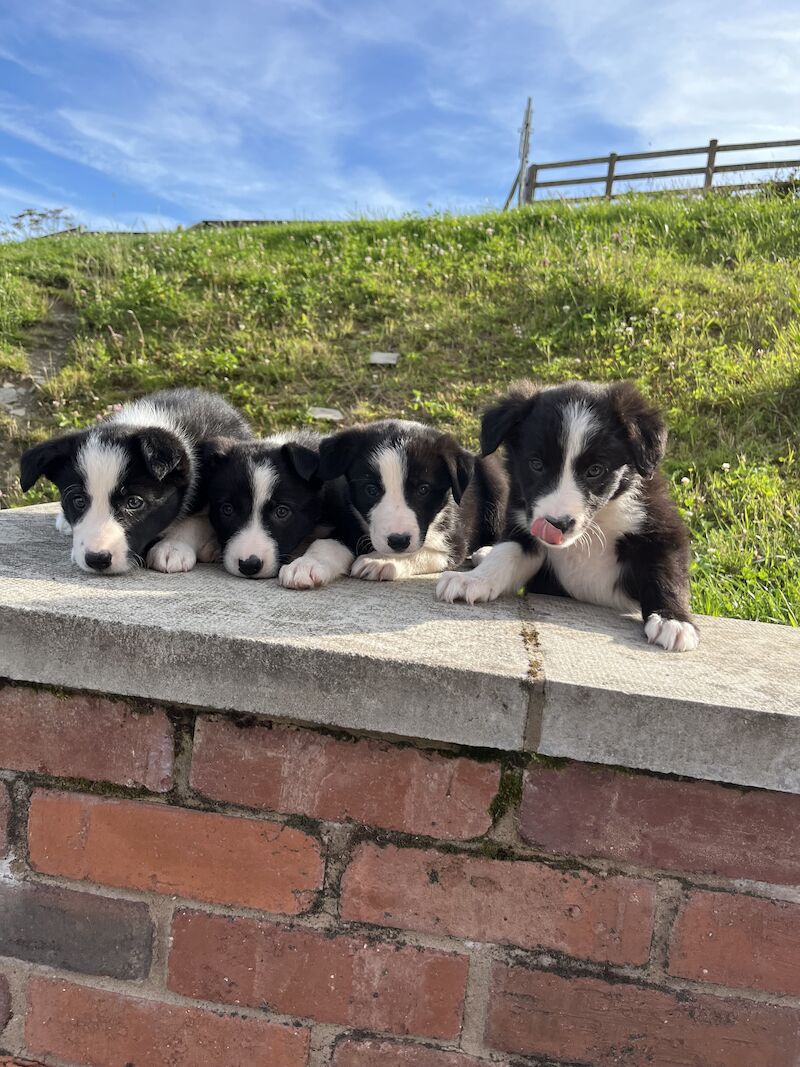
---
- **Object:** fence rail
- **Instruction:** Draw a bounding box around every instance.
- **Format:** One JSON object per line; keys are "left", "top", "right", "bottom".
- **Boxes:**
{"left": 520, "top": 138, "right": 800, "bottom": 203}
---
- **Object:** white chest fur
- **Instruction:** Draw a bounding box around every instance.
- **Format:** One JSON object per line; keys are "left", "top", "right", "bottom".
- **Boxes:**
{"left": 544, "top": 491, "right": 643, "bottom": 611}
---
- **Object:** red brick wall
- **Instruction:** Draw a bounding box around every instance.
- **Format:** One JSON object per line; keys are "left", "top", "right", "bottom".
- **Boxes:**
{"left": 0, "top": 680, "right": 798, "bottom": 1067}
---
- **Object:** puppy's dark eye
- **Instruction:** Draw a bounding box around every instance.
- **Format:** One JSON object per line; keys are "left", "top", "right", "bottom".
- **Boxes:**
{"left": 586, "top": 464, "right": 605, "bottom": 478}
{"left": 126, "top": 495, "right": 145, "bottom": 511}
{"left": 364, "top": 483, "right": 380, "bottom": 498}
{"left": 416, "top": 483, "right": 430, "bottom": 497}
{"left": 274, "top": 504, "right": 292, "bottom": 520}
{"left": 71, "top": 494, "right": 88, "bottom": 513}
{"left": 528, "top": 457, "right": 544, "bottom": 473}
{"left": 220, "top": 502, "right": 234, "bottom": 517}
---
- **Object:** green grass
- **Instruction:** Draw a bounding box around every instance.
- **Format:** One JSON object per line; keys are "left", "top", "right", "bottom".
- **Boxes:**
{"left": 1, "top": 193, "right": 798, "bottom": 624}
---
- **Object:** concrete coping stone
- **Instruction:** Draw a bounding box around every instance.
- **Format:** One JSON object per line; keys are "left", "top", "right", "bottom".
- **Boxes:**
{"left": 1, "top": 504, "right": 798, "bottom": 793}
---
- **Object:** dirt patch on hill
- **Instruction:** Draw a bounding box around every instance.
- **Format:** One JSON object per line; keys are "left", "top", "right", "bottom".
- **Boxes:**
{"left": 0, "top": 296, "right": 77, "bottom": 501}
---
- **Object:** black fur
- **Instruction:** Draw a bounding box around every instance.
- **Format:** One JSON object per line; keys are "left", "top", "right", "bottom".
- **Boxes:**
{"left": 20, "top": 388, "right": 251, "bottom": 569}
{"left": 201, "top": 431, "right": 342, "bottom": 578}
{"left": 475, "top": 379, "right": 695, "bottom": 646}
{"left": 319, "top": 419, "right": 507, "bottom": 566}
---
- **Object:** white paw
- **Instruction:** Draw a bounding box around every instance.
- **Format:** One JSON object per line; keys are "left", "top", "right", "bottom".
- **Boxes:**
{"left": 351, "top": 555, "right": 400, "bottom": 581}
{"left": 645, "top": 613, "right": 700, "bottom": 652}
{"left": 470, "top": 546, "right": 493, "bottom": 567}
{"left": 279, "top": 557, "right": 333, "bottom": 589}
{"left": 147, "top": 540, "right": 197, "bottom": 573}
{"left": 436, "top": 570, "right": 502, "bottom": 604}
{"left": 55, "top": 511, "right": 72, "bottom": 535}
{"left": 196, "top": 534, "right": 220, "bottom": 563}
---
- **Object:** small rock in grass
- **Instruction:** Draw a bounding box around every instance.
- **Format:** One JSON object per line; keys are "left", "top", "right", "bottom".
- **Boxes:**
{"left": 308, "top": 406, "right": 344, "bottom": 422}
{"left": 369, "top": 351, "right": 400, "bottom": 365}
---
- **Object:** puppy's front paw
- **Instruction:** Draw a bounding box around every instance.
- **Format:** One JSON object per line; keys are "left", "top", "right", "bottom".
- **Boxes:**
{"left": 279, "top": 557, "right": 332, "bottom": 589}
{"left": 55, "top": 510, "right": 72, "bottom": 535}
{"left": 436, "top": 570, "right": 502, "bottom": 604}
{"left": 147, "top": 540, "right": 197, "bottom": 573}
{"left": 644, "top": 613, "right": 700, "bottom": 652}
{"left": 196, "top": 534, "right": 221, "bottom": 563}
{"left": 351, "top": 555, "right": 400, "bottom": 581}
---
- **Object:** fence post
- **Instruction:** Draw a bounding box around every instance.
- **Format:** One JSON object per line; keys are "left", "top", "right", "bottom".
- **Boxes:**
{"left": 604, "top": 153, "right": 617, "bottom": 199}
{"left": 524, "top": 164, "right": 538, "bottom": 203}
{"left": 704, "top": 138, "right": 718, "bottom": 190}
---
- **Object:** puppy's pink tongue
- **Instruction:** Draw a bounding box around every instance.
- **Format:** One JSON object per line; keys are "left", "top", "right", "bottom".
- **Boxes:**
{"left": 531, "top": 517, "right": 564, "bottom": 545}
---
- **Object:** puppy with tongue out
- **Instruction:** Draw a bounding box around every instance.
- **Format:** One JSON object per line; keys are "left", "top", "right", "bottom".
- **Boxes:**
{"left": 437, "top": 379, "right": 699, "bottom": 653}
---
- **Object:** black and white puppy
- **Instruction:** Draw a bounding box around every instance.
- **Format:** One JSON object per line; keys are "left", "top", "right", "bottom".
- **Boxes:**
{"left": 317, "top": 419, "right": 507, "bottom": 581}
{"left": 437, "top": 381, "right": 699, "bottom": 651}
{"left": 19, "top": 388, "right": 251, "bottom": 575}
{"left": 202, "top": 432, "right": 353, "bottom": 586}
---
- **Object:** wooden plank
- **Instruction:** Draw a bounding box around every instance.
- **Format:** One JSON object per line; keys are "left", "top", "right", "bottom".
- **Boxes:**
{"left": 714, "top": 158, "right": 800, "bottom": 174}
{"left": 717, "top": 138, "right": 800, "bottom": 152}
{"left": 533, "top": 138, "right": 800, "bottom": 172}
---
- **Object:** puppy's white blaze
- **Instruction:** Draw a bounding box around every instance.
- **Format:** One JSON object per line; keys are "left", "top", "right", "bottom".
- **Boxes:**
{"left": 72, "top": 439, "right": 130, "bottom": 573}
{"left": 533, "top": 401, "right": 598, "bottom": 543}
{"left": 223, "top": 460, "right": 279, "bottom": 578}
{"left": 369, "top": 444, "right": 421, "bottom": 554}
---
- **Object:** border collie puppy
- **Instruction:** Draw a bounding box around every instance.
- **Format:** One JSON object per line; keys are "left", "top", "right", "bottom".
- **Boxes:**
{"left": 316, "top": 419, "right": 508, "bottom": 582}
{"left": 19, "top": 388, "right": 250, "bottom": 575}
{"left": 437, "top": 381, "right": 699, "bottom": 652}
{"left": 202, "top": 432, "right": 353, "bottom": 586}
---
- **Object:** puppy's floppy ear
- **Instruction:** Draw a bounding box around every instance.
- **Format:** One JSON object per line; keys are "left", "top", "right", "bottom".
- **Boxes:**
{"left": 480, "top": 380, "right": 539, "bottom": 456}
{"left": 610, "top": 380, "right": 667, "bottom": 478}
{"left": 198, "top": 436, "right": 235, "bottom": 473}
{"left": 441, "top": 436, "right": 475, "bottom": 505}
{"left": 282, "top": 442, "right": 319, "bottom": 483}
{"left": 19, "top": 431, "right": 87, "bottom": 492}
{"left": 138, "top": 428, "right": 188, "bottom": 482}
{"left": 317, "top": 428, "right": 363, "bottom": 480}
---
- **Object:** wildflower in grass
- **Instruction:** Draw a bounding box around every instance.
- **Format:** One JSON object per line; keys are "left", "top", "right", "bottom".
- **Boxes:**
{"left": 681, "top": 476, "right": 691, "bottom": 485}
{"left": 722, "top": 462, "right": 731, "bottom": 471}
{"left": 562, "top": 304, "right": 571, "bottom": 312}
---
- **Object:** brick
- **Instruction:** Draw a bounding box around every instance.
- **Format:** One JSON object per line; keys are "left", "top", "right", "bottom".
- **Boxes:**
{"left": 521, "top": 761, "right": 800, "bottom": 884}
{"left": 191, "top": 718, "right": 499, "bottom": 840}
{"left": 0, "top": 686, "right": 173, "bottom": 791}
{"left": 0, "top": 973, "right": 10, "bottom": 1031}
{"left": 332, "top": 1040, "right": 484, "bottom": 1066}
{"left": 0, "top": 782, "right": 8, "bottom": 856}
{"left": 25, "top": 978, "right": 309, "bottom": 1067}
{"left": 28, "top": 791, "right": 323, "bottom": 913}
{"left": 670, "top": 890, "right": 800, "bottom": 996}
{"left": 0, "top": 881, "right": 152, "bottom": 978}
{"left": 341, "top": 843, "right": 655, "bottom": 966}
{"left": 168, "top": 909, "right": 468, "bottom": 1041}
{"left": 486, "top": 965, "right": 800, "bottom": 1067}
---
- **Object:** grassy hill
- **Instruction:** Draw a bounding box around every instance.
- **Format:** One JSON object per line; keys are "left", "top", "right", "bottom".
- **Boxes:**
{"left": 1, "top": 194, "right": 798, "bottom": 625}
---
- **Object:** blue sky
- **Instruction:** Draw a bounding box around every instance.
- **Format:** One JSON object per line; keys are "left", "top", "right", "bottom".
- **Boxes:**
{"left": 0, "top": 0, "right": 798, "bottom": 228}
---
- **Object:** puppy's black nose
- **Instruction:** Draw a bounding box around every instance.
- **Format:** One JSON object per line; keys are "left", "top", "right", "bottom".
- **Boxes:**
{"left": 544, "top": 515, "right": 576, "bottom": 534}
{"left": 238, "top": 555, "right": 263, "bottom": 577}
{"left": 85, "top": 550, "right": 112, "bottom": 571}
{"left": 387, "top": 533, "right": 412, "bottom": 552}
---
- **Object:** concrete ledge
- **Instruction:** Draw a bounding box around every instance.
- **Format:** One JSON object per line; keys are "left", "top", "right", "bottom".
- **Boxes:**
{"left": 1, "top": 505, "right": 798, "bottom": 791}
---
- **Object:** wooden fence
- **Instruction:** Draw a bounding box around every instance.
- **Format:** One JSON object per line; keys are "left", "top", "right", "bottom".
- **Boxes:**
{"left": 519, "top": 138, "right": 800, "bottom": 203}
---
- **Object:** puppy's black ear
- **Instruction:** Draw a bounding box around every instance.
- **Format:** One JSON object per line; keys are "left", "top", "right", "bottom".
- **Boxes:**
{"left": 19, "top": 431, "right": 87, "bottom": 491}
{"left": 282, "top": 442, "right": 319, "bottom": 483}
{"left": 317, "top": 429, "right": 363, "bottom": 480}
{"left": 441, "top": 437, "right": 475, "bottom": 505}
{"left": 139, "top": 429, "right": 188, "bottom": 482}
{"left": 480, "top": 381, "right": 539, "bottom": 456}
{"left": 198, "top": 436, "right": 235, "bottom": 473}
{"left": 610, "top": 381, "right": 667, "bottom": 478}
